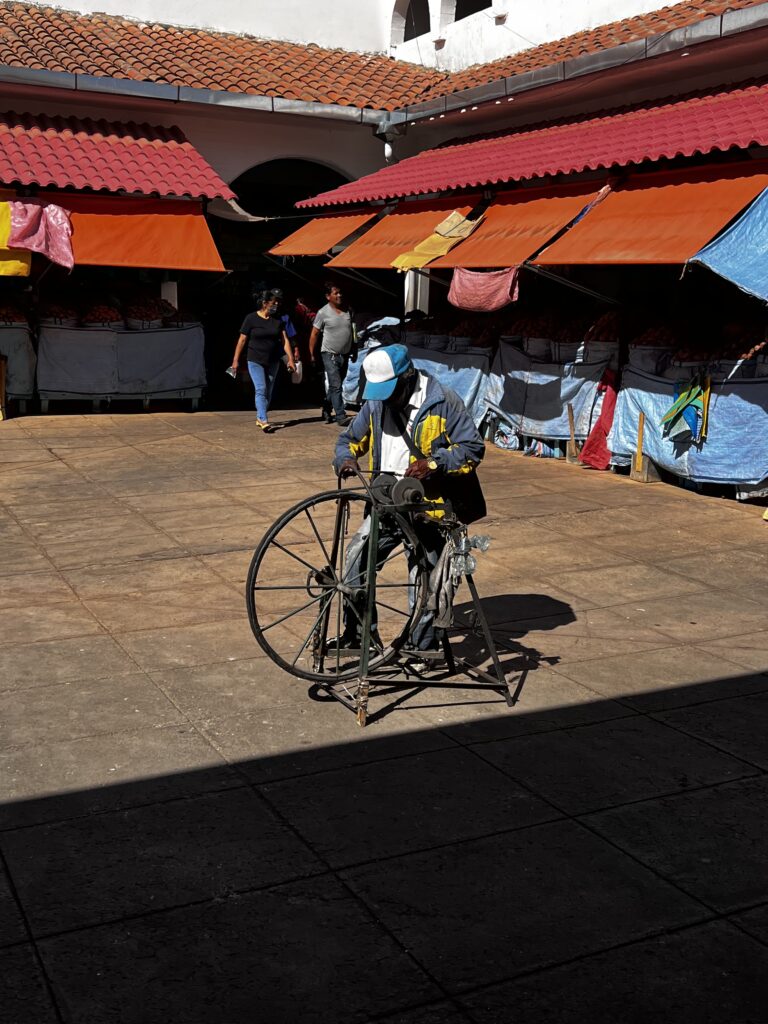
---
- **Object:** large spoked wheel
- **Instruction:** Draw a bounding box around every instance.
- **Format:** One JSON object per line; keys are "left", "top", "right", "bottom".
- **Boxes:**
{"left": 246, "top": 489, "right": 429, "bottom": 682}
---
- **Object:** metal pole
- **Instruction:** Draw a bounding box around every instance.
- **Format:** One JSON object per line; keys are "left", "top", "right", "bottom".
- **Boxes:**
{"left": 356, "top": 505, "right": 380, "bottom": 726}
{"left": 523, "top": 263, "right": 618, "bottom": 305}
{"left": 464, "top": 573, "right": 512, "bottom": 703}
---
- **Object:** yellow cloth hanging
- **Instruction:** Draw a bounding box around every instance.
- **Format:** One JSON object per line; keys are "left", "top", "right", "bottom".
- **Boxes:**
{"left": 391, "top": 232, "right": 457, "bottom": 271}
{"left": 391, "top": 209, "right": 484, "bottom": 272}
{"left": 0, "top": 202, "right": 31, "bottom": 277}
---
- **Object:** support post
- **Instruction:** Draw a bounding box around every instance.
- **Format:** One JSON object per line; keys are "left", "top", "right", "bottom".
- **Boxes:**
{"left": 630, "top": 410, "right": 661, "bottom": 483}
{"left": 566, "top": 402, "right": 580, "bottom": 463}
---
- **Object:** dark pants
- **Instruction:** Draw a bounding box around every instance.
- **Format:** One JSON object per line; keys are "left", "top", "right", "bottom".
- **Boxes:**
{"left": 321, "top": 351, "right": 349, "bottom": 420}
{"left": 343, "top": 515, "right": 445, "bottom": 651}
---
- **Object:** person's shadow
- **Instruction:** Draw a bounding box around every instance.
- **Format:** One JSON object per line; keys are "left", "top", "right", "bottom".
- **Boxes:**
{"left": 310, "top": 593, "right": 575, "bottom": 724}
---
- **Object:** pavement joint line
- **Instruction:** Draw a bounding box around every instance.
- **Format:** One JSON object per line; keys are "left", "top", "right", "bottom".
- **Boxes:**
{"left": 644, "top": 707, "right": 768, "bottom": 773}
{"left": 543, "top": 657, "right": 768, "bottom": 711}
{"left": 456, "top": 734, "right": 766, "bottom": 861}
{"left": 252, "top": 778, "right": 466, "bottom": 1018}
{"left": 0, "top": 845, "right": 66, "bottom": 1022}
{"left": 0, "top": 778, "right": 250, "bottom": 835}
{"left": 433, "top": 912, "right": 738, "bottom": 1006}
{"left": 13, "top": 870, "right": 337, "bottom": 947}
{"left": 723, "top": 903, "right": 768, "bottom": 951}
{"left": 572, "top": 789, "right": 766, "bottom": 922}
{"left": 0, "top": 716, "right": 229, "bottom": 757}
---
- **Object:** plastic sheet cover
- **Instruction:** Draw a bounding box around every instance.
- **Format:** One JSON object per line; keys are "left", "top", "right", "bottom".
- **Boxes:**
{"left": 38, "top": 326, "right": 206, "bottom": 396}
{"left": 343, "top": 346, "right": 491, "bottom": 426}
{"left": 689, "top": 187, "right": 768, "bottom": 301}
{"left": 327, "top": 199, "right": 476, "bottom": 269}
{"left": 609, "top": 367, "right": 768, "bottom": 484}
{"left": 269, "top": 212, "right": 375, "bottom": 257}
{"left": 0, "top": 326, "right": 36, "bottom": 396}
{"left": 537, "top": 167, "right": 768, "bottom": 265}
{"left": 486, "top": 342, "right": 608, "bottom": 439}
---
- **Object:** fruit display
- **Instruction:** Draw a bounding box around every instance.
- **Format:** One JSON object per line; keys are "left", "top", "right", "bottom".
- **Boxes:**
{"left": 40, "top": 301, "right": 78, "bottom": 322}
{"left": 125, "top": 297, "right": 178, "bottom": 323}
{"left": 82, "top": 303, "right": 122, "bottom": 324}
{"left": 629, "top": 325, "right": 678, "bottom": 348}
{"left": 0, "top": 303, "right": 27, "bottom": 325}
{"left": 585, "top": 311, "right": 621, "bottom": 342}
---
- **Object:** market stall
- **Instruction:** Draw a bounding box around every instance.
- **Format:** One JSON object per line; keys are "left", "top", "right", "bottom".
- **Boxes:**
{"left": 282, "top": 79, "right": 768, "bottom": 501}
{"left": 0, "top": 111, "right": 231, "bottom": 413}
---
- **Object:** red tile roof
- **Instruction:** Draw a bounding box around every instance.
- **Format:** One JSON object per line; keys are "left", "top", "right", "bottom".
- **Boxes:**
{"left": 0, "top": 2, "right": 443, "bottom": 111}
{"left": 0, "top": 1, "right": 762, "bottom": 112}
{"left": 432, "top": 0, "right": 764, "bottom": 99}
{"left": 297, "top": 81, "right": 768, "bottom": 206}
{"left": 0, "top": 111, "right": 234, "bottom": 198}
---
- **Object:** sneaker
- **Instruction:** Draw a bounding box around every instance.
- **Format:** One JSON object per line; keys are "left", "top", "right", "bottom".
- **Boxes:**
{"left": 336, "top": 415, "right": 352, "bottom": 427}
{"left": 322, "top": 412, "right": 334, "bottom": 424}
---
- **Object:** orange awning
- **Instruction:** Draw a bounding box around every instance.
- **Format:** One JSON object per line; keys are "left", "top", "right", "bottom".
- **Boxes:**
{"left": 270, "top": 211, "right": 376, "bottom": 256}
{"left": 42, "top": 193, "right": 225, "bottom": 271}
{"left": 429, "top": 184, "right": 599, "bottom": 268}
{"left": 536, "top": 167, "right": 768, "bottom": 265}
{"left": 326, "top": 199, "right": 478, "bottom": 269}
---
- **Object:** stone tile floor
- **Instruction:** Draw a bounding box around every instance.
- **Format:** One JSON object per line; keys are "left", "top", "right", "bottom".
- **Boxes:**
{"left": 0, "top": 408, "right": 767, "bottom": 1022}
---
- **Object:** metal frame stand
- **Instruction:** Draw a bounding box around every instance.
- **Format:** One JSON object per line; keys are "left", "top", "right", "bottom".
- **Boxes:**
{"left": 319, "top": 503, "right": 518, "bottom": 727}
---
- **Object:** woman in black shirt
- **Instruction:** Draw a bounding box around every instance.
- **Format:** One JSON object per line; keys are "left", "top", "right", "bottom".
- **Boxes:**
{"left": 231, "top": 289, "right": 296, "bottom": 431}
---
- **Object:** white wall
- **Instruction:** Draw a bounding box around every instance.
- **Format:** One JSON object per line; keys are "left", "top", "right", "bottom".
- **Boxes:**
{"left": 394, "top": 0, "right": 691, "bottom": 70}
{"left": 19, "top": 0, "right": 692, "bottom": 65}
{"left": 19, "top": 0, "right": 394, "bottom": 53}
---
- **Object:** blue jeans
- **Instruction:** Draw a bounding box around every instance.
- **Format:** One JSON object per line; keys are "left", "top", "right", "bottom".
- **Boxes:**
{"left": 343, "top": 515, "right": 445, "bottom": 651}
{"left": 247, "top": 360, "right": 280, "bottom": 421}
{"left": 321, "top": 351, "right": 349, "bottom": 420}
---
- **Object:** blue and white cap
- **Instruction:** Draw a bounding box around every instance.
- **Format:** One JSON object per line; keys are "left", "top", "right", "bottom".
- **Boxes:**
{"left": 362, "top": 344, "right": 413, "bottom": 401}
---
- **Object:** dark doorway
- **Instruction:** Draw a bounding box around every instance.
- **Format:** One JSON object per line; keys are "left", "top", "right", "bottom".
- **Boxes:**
{"left": 455, "top": 0, "right": 491, "bottom": 21}
{"left": 404, "top": 0, "right": 431, "bottom": 41}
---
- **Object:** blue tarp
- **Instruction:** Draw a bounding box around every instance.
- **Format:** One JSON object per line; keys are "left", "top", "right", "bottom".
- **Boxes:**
{"left": 689, "top": 187, "right": 768, "bottom": 301}
{"left": 343, "top": 345, "right": 491, "bottom": 425}
{"left": 486, "top": 342, "right": 608, "bottom": 440}
{"left": 609, "top": 367, "right": 768, "bottom": 484}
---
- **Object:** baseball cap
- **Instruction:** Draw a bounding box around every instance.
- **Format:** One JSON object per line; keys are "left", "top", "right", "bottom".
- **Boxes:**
{"left": 362, "top": 344, "right": 413, "bottom": 401}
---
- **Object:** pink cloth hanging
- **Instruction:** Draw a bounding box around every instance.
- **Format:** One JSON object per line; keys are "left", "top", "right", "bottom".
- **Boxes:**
{"left": 448, "top": 266, "right": 519, "bottom": 311}
{"left": 8, "top": 200, "right": 74, "bottom": 269}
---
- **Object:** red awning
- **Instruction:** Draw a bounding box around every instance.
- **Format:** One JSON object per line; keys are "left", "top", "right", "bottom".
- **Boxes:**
{"left": 298, "top": 82, "right": 768, "bottom": 209}
{"left": 326, "top": 199, "right": 477, "bottom": 269}
{"left": 269, "top": 212, "right": 376, "bottom": 256}
{"left": 429, "top": 184, "right": 599, "bottom": 268}
{"left": 535, "top": 166, "right": 768, "bottom": 265}
{"left": 43, "top": 193, "right": 225, "bottom": 272}
{"left": 0, "top": 111, "right": 232, "bottom": 200}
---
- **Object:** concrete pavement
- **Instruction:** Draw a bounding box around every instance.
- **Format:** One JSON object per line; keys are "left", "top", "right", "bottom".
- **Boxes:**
{"left": 1, "top": 408, "right": 767, "bottom": 1022}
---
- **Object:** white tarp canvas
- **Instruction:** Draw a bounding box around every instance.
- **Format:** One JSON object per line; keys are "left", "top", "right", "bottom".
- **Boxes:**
{"left": 0, "top": 326, "right": 36, "bottom": 397}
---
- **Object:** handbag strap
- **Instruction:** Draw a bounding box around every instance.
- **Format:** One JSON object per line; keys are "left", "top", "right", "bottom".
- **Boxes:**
{"left": 384, "top": 404, "right": 426, "bottom": 461}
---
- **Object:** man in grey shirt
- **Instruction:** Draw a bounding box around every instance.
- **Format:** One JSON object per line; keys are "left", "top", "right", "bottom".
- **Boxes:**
{"left": 309, "top": 282, "right": 353, "bottom": 426}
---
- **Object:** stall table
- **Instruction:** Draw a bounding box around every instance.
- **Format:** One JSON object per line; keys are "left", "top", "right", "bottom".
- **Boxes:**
{"left": 37, "top": 324, "right": 206, "bottom": 411}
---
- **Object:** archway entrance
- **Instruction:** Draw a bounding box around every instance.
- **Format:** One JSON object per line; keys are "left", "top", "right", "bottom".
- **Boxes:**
{"left": 205, "top": 158, "right": 358, "bottom": 410}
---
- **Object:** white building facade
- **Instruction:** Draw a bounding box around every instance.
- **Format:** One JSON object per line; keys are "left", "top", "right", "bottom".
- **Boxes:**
{"left": 18, "top": 0, "right": 691, "bottom": 65}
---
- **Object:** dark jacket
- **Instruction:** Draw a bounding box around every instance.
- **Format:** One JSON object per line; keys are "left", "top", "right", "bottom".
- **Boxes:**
{"left": 334, "top": 374, "right": 486, "bottom": 522}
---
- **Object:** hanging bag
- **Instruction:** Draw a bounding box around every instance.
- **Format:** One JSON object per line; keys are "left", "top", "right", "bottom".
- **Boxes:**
{"left": 387, "top": 406, "right": 486, "bottom": 525}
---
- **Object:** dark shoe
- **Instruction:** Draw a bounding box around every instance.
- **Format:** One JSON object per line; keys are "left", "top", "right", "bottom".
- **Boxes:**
{"left": 336, "top": 415, "right": 352, "bottom": 427}
{"left": 322, "top": 412, "right": 334, "bottom": 424}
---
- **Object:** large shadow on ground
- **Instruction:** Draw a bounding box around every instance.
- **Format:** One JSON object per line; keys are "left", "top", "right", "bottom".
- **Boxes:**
{"left": 2, "top": 664, "right": 768, "bottom": 1023}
